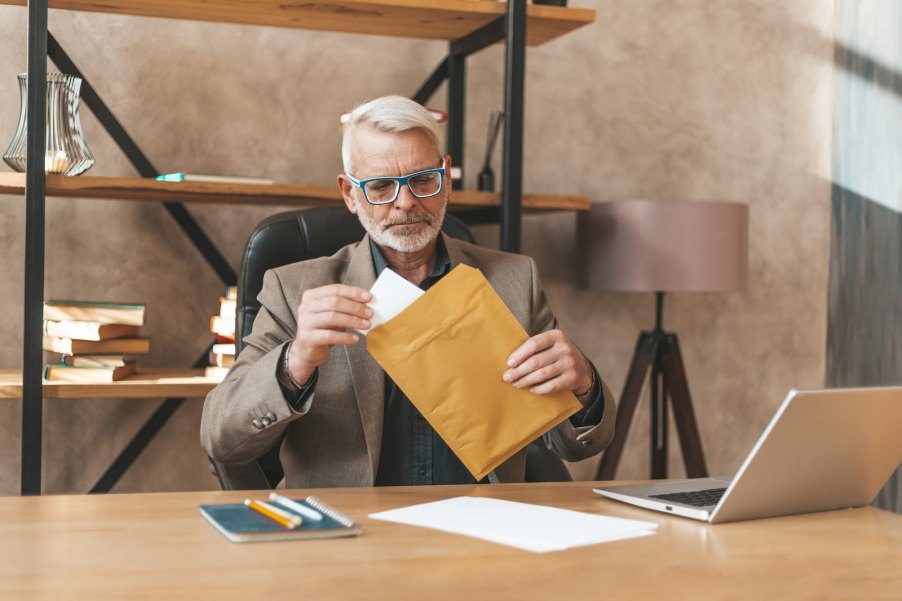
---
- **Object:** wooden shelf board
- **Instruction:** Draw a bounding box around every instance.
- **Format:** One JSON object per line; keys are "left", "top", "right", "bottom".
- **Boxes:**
{"left": 0, "top": 368, "right": 219, "bottom": 399}
{"left": 0, "top": 173, "right": 590, "bottom": 211}
{"left": 0, "top": 0, "right": 595, "bottom": 46}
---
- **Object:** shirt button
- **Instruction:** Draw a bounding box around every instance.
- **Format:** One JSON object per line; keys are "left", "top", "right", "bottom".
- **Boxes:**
{"left": 580, "top": 438, "right": 592, "bottom": 447}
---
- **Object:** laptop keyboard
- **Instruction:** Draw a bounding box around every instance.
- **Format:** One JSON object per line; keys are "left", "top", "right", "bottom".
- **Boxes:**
{"left": 649, "top": 487, "right": 727, "bottom": 507}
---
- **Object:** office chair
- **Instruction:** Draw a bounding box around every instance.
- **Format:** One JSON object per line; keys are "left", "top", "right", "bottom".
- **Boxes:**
{"left": 209, "top": 205, "right": 572, "bottom": 489}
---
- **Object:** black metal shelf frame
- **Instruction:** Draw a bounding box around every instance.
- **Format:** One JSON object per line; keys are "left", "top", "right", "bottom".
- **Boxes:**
{"left": 19, "top": 0, "right": 528, "bottom": 495}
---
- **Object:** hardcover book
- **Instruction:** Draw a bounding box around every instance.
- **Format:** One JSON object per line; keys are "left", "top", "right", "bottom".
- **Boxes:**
{"left": 210, "top": 316, "right": 235, "bottom": 338}
{"left": 62, "top": 355, "right": 133, "bottom": 367}
{"left": 43, "top": 336, "right": 150, "bottom": 356}
{"left": 43, "top": 320, "right": 140, "bottom": 341}
{"left": 43, "top": 301, "right": 146, "bottom": 326}
{"left": 200, "top": 497, "right": 359, "bottom": 543}
{"left": 44, "top": 361, "right": 137, "bottom": 383}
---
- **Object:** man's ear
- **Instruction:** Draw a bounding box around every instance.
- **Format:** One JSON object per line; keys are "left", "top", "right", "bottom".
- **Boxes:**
{"left": 337, "top": 174, "right": 358, "bottom": 215}
{"left": 443, "top": 154, "right": 452, "bottom": 185}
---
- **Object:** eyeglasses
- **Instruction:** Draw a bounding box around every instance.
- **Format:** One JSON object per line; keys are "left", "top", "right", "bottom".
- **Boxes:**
{"left": 346, "top": 164, "right": 446, "bottom": 205}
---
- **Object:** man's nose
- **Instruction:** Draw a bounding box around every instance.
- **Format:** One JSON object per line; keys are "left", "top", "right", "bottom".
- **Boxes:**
{"left": 393, "top": 183, "right": 418, "bottom": 210}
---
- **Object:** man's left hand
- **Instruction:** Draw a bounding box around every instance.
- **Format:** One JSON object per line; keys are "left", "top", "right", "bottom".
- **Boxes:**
{"left": 503, "top": 329, "right": 593, "bottom": 401}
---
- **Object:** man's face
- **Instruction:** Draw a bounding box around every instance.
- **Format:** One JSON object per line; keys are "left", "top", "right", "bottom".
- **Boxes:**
{"left": 339, "top": 126, "right": 449, "bottom": 254}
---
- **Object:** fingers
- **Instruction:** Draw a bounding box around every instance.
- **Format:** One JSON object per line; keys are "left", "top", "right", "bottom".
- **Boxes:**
{"left": 299, "top": 285, "right": 373, "bottom": 330}
{"left": 303, "top": 285, "right": 372, "bottom": 317}
{"left": 291, "top": 285, "right": 374, "bottom": 370}
{"left": 503, "top": 330, "right": 587, "bottom": 395}
{"left": 506, "top": 330, "right": 557, "bottom": 370}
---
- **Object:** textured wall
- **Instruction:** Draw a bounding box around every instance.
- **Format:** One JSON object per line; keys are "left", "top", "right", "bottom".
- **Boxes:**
{"left": 0, "top": 0, "right": 834, "bottom": 494}
{"left": 829, "top": 0, "right": 902, "bottom": 512}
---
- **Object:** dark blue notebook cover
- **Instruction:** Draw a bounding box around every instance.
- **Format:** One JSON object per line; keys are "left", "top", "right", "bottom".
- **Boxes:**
{"left": 200, "top": 497, "right": 360, "bottom": 543}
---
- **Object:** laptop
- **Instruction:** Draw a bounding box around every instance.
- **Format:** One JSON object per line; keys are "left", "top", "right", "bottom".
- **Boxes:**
{"left": 593, "top": 386, "right": 902, "bottom": 523}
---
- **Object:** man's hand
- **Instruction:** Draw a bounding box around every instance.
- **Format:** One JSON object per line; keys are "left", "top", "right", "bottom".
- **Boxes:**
{"left": 287, "top": 284, "right": 372, "bottom": 384}
{"left": 503, "top": 329, "right": 594, "bottom": 401}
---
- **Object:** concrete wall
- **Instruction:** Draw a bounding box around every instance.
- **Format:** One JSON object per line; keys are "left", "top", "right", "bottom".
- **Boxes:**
{"left": 0, "top": 0, "right": 834, "bottom": 494}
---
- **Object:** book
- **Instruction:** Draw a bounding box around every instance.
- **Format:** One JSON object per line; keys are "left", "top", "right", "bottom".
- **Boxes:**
{"left": 44, "top": 361, "right": 137, "bottom": 383}
{"left": 62, "top": 355, "right": 134, "bottom": 367}
{"left": 209, "top": 351, "right": 235, "bottom": 368}
{"left": 211, "top": 343, "right": 236, "bottom": 356}
{"left": 43, "top": 320, "right": 141, "bottom": 341}
{"left": 44, "top": 301, "right": 146, "bottom": 326}
{"left": 219, "top": 297, "right": 236, "bottom": 319}
{"left": 210, "top": 316, "right": 235, "bottom": 338}
{"left": 156, "top": 173, "right": 274, "bottom": 185}
{"left": 200, "top": 496, "right": 360, "bottom": 543}
{"left": 43, "top": 336, "right": 151, "bottom": 356}
{"left": 204, "top": 366, "right": 230, "bottom": 381}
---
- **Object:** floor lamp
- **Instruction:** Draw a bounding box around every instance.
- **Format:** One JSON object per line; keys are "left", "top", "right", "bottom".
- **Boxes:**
{"left": 578, "top": 200, "right": 749, "bottom": 480}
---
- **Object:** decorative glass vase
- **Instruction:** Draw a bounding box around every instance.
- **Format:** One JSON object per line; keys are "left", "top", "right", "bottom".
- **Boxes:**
{"left": 3, "top": 72, "right": 95, "bottom": 175}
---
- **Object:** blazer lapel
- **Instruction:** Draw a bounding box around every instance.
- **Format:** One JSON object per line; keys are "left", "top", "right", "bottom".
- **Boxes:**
{"left": 342, "top": 236, "right": 384, "bottom": 482}
{"left": 444, "top": 233, "right": 466, "bottom": 268}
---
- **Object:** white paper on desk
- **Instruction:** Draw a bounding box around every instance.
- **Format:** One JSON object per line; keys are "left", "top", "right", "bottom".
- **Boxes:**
{"left": 369, "top": 496, "right": 658, "bottom": 553}
{"left": 356, "top": 268, "right": 424, "bottom": 335}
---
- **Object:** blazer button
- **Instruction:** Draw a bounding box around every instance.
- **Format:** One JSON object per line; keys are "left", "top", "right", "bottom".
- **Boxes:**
{"left": 580, "top": 438, "right": 592, "bottom": 447}
{"left": 266, "top": 411, "right": 277, "bottom": 422}
{"left": 252, "top": 419, "right": 263, "bottom": 430}
{"left": 261, "top": 416, "right": 272, "bottom": 427}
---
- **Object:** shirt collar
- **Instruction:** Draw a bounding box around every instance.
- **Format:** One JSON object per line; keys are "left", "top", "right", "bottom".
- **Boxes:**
{"left": 369, "top": 235, "right": 451, "bottom": 285}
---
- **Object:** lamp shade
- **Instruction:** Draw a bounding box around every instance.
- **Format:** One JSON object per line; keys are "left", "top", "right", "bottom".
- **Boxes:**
{"left": 577, "top": 200, "right": 749, "bottom": 293}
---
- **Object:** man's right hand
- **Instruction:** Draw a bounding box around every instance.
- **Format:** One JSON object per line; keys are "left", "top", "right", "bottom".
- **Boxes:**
{"left": 287, "top": 284, "right": 372, "bottom": 384}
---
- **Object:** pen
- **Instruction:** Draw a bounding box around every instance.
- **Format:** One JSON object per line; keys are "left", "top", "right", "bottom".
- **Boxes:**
{"left": 244, "top": 499, "right": 301, "bottom": 529}
{"left": 269, "top": 492, "right": 323, "bottom": 522}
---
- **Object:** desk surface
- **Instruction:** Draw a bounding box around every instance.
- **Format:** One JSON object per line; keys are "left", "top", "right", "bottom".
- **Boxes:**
{"left": 1, "top": 482, "right": 900, "bottom": 600}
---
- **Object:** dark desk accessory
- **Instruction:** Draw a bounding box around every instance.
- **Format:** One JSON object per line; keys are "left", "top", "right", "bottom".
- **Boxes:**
{"left": 3, "top": 72, "right": 94, "bottom": 175}
{"left": 533, "top": 0, "right": 567, "bottom": 6}
{"left": 578, "top": 200, "right": 749, "bottom": 480}
{"left": 478, "top": 110, "right": 504, "bottom": 192}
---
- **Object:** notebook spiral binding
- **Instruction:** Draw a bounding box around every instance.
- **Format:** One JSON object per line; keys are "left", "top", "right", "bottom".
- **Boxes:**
{"left": 306, "top": 496, "right": 355, "bottom": 527}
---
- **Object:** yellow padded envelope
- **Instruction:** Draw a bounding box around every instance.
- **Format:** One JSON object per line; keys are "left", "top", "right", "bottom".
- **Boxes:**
{"left": 367, "top": 264, "right": 582, "bottom": 481}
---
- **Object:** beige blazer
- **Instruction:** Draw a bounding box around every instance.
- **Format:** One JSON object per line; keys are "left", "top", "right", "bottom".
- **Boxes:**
{"left": 200, "top": 234, "right": 615, "bottom": 488}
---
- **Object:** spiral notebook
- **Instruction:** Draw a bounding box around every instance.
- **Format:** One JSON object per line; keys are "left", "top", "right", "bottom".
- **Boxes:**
{"left": 200, "top": 496, "right": 360, "bottom": 543}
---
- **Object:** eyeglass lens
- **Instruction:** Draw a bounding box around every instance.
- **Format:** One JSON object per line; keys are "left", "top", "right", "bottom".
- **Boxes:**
{"left": 364, "top": 171, "right": 442, "bottom": 203}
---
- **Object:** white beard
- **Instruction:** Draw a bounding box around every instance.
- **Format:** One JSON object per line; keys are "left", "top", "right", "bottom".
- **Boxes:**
{"left": 355, "top": 196, "right": 447, "bottom": 253}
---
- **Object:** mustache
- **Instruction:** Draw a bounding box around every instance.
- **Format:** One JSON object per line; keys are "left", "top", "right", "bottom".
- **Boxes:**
{"left": 381, "top": 214, "right": 434, "bottom": 227}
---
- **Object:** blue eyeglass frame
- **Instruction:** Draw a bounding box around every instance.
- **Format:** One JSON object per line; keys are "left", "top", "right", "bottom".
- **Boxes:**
{"left": 346, "top": 165, "right": 446, "bottom": 205}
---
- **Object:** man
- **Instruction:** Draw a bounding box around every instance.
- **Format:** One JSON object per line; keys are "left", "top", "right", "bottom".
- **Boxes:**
{"left": 201, "top": 95, "right": 615, "bottom": 488}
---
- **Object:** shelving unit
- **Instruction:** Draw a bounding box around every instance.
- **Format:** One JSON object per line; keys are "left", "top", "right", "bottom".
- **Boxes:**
{"left": 0, "top": 173, "right": 590, "bottom": 211}
{"left": 0, "top": 0, "right": 595, "bottom": 45}
{"left": 5, "top": 0, "right": 596, "bottom": 495}
{"left": 0, "top": 369, "right": 217, "bottom": 399}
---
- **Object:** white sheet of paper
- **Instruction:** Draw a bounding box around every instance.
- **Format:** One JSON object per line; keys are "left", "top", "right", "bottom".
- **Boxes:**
{"left": 369, "top": 496, "right": 658, "bottom": 553}
{"left": 356, "top": 268, "right": 424, "bottom": 335}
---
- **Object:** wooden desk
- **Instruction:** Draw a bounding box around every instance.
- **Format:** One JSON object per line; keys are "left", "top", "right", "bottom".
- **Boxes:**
{"left": 1, "top": 482, "right": 900, "bottom": 599}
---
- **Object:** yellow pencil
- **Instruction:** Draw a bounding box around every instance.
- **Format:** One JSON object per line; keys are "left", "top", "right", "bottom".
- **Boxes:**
{"left": 244, "top": 499, "right": 301, "bottom": 529}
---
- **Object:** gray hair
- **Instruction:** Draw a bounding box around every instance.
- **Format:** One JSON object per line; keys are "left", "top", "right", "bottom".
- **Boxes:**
{"left": 341, "top": 95, "right": 443, "bottom": 174}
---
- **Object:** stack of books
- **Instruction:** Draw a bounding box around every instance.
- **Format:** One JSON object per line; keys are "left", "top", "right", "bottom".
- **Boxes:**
{"left": 42, "top": 301, "right": 149, "bottom": 383}
{"left": 206, "top": 287, "right": 237, "bottom": 381}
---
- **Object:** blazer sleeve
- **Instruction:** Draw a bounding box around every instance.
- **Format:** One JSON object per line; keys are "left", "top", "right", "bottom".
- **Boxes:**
{"left": 200, "top": 269, "right": 314, "bottom": 463}
{"left": 525, "top": 256, "right": 617, "bottom": 461}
